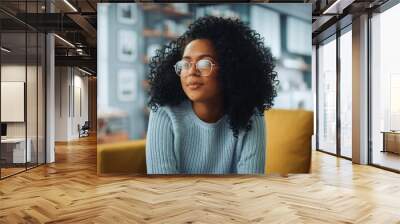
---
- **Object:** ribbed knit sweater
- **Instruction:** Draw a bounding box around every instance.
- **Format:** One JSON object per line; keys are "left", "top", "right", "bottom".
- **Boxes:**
{"left": 145, "top": 100, "right": 266, "bottom": 174}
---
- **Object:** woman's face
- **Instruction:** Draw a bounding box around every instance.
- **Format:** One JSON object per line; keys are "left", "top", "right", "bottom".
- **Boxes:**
{"left": 179, "top": 39, "right": 222, "bottom": 104}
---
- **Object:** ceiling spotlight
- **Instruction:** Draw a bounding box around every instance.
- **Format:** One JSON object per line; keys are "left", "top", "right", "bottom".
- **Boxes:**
{"left": 322, "top": 0, "right": 354, "bottom": 15}
{"left": 78, "top": 67, "right": 93, "bottom": 76}
{"left": 1, "top": 47, "right": 11, "bottom": 53}
{"left": 63, "top": 0, "right": 78, "bottom": 12}
{"left": 54, "top": 34, "right": 75, "bottom": 48}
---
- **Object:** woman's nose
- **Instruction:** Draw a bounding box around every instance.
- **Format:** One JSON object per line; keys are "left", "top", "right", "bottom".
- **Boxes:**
{"left": 187, "top": 63, "right": 200, "bottom": 77}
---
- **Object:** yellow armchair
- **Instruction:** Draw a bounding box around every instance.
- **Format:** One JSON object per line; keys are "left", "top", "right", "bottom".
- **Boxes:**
{"left": 97, "top": 109, "right": 313, "bottom": 175}
{"left": 97, "top": 139, "right": 146, "bottom": 175}
{"left": 264, "top": 109, "right": 313, "bottom": 174}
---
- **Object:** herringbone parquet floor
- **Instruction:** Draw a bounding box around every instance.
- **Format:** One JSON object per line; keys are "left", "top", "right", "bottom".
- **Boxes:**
{"left": 1, "top": 135, "right": 400, "bottom": 223}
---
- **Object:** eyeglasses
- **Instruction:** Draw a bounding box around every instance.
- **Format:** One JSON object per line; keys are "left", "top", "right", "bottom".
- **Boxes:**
{"left": 174, "top": 59, "right": 218, "bottom": 77}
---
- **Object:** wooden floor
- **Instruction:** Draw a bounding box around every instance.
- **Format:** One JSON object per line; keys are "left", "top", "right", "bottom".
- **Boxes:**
{"left": 1, "top": 135, "right": 400, "bottom": 223}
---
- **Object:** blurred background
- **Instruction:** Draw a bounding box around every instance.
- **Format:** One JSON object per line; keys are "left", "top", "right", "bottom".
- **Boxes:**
{"left": 97, "top": 3, "right": 312, "bottom": 143}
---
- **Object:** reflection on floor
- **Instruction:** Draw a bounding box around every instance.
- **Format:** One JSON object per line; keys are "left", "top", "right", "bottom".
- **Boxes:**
{"left": 0, "top": 162, "right": 44, "bottom": 178}
{"left": 0, "top": 136, "right": 400, "bottom": 223}
{"left": 373, "top": 150, "right": 400, "bottom": 171}
{"left": 0, "top": 167, "right": 25, "bottom": 177}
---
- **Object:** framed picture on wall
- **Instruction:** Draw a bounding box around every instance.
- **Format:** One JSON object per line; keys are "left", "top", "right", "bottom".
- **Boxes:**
{"left": 118, "top": 30, "right": 137, "bottom": 62}
{"left": 1, "top": 82, "right": 25, "bottom": 122}
{"left": 117, "top": 69, "right": 137, "bottom": 102}
{"left": 117, "top": 3, "right": 137, "bottom": 24}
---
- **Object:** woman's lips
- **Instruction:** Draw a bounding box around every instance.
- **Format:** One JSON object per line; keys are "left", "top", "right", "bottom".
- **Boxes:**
{"left": 187, "top": 83, "right": 203, "bottom": 90}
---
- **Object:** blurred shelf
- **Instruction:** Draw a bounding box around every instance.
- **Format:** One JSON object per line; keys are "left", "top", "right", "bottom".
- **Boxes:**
{"left": 163, "top": 6, "right": 192, "bottom": 19}
{"left": 143, "top": 29, "right": 179, "bottom": 40}
{"left": 143, "top": 29, "right": 162, "bottom": 37}
{"left": 97, "top": 110, "right": 128, "bottom": 119}
{"left": 139, "top": 3, "right": 192, "bottom": 19}
{"left": 138, "top": 3, "right": 160, "bottom": 11}
{"left": 164, "top": 31, "right": 180, "bottom": 39}
{"left": 277, "top": 58, "right": 311, "bottom": 73}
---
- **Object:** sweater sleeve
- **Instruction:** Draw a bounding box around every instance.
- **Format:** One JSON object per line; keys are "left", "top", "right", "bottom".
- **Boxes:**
{"left": 236, "top": 114, "right": 266, "bottom": 174}
{"left": 145, "top": 108, "right": 179, "bottom": 174}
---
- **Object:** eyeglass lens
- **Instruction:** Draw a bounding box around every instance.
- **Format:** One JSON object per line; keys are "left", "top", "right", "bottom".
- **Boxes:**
{"left": 175, "top": 59, "right": 213, "bottom": 76}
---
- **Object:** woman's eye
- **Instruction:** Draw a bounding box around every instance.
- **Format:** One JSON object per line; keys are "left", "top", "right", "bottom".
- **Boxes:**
{"left": 182, "top": 61, "right": 191, "bottom": 69}
{"left": 197, "top": 60, "right": 211, "bottom": 69}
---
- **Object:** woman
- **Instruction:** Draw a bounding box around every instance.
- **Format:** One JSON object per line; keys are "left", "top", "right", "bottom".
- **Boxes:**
{"left": 146, "top": 16, "right": 278, "bottom": 174}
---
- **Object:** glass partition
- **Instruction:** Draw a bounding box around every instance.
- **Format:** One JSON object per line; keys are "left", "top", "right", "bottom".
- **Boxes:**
{"left": 317, "top": 36, "right": 337, "bottom": 155}
{"left": 371, "top": 3, "right": 400, "bottom": 171}
{"left": 1, "top": 30, "right": 28, "bottom": 177}
{"left": 339, "top": 28, "right": 352, "bottom": 158}
{"left": 0, "top": 1, "right": 46, "bottom": 179}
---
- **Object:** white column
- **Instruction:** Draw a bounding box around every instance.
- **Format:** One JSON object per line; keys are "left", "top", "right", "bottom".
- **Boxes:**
{"left": 46, "top": 33, "right": 55, "bottom": 163}
{"left": 312, "top": 45, "right": 317, "bottom": 151}
{"left": 45, "top": 1, "right": 56, "bottom": 163}
{"left": 352, "top": 14, "right": 369, "bottom": 164}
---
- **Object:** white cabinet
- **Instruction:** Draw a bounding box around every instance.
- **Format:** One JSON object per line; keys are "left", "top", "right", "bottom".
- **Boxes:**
{"left": 1, "top": 138, "right": 32, "bottom": 163}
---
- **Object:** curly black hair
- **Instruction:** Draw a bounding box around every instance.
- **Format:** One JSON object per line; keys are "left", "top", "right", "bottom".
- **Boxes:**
{"left": 148, "top": 16, "right": 278, "bottom": 137}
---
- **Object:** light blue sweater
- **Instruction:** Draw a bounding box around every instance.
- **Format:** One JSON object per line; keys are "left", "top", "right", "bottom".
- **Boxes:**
{"left": 145, "top": 100, "right": 266, "bottom": 174}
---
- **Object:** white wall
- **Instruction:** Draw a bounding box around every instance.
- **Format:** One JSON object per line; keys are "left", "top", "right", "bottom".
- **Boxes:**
{"left": 75, "top": 73, "right": 89, "bottom": 131}
{"left": 55, "top": 66, "right": 69, "bottom": 141}
{"left": 1, "top": 65, "right": 39, "bottom": 138}
{"left": 55, "top": 67, "right": 89, "bottom": 141}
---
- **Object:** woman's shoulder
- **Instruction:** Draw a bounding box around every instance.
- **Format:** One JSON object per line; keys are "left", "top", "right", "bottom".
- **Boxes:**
{"left": 243, "top": 111, "right": 265, "bottom": 135}
{"left": 252, "top": 111, "right": 265, "bottom": 124}
{"left": 150, "top": 101, "right": 191, "bottom": 121}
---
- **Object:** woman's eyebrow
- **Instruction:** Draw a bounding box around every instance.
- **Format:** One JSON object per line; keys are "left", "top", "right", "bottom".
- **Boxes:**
{"left": 182, "top": 54, "right": 214, "bottom": 60}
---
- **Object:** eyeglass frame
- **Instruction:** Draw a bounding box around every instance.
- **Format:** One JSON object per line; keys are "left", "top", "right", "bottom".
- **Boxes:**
{"left": 174, "top": 58, "right": 219, "bottom": 77}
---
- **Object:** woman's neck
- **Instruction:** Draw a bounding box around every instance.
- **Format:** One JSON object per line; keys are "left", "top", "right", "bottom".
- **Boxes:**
{"left": 191, "top": 100, "right": 224, "bottom": 123}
